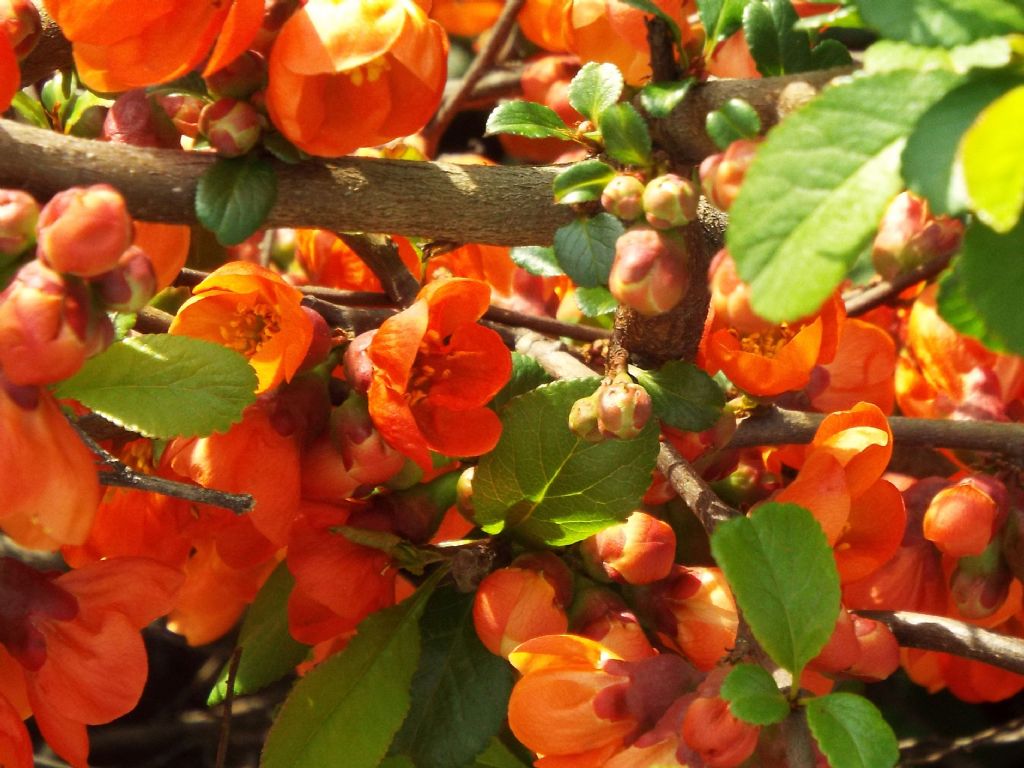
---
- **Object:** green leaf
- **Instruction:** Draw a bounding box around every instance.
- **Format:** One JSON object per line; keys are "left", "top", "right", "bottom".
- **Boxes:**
{"left": 473, "top": 738, "right": 531, "bottom": 768}
{"left": 63, "top": 90, "right": 113, "bottom": 137}
{"left": 509, "top": 246, "right": 565, "bottom": 277}
{"left": 633, "top": 361, "right": 725, "bottom": 432}
{"left": 553, "top": 160, "right": 617, "bottom": 204}
{"left": 208, "top": 562, "right": 310, "bottom": 706}
{"left": 699, "top": 0, "right": 753, "bottom": 44}
{"left": 473, "top": 379, "right": 660, "bottom": 546}
{"left": 553, "top": 213, "right": 625, "bottom": 287}
{"left": 485, "top": 101, "right": 574, "bottom": 140}
{"left": 743, "top": 0, "right": 852, "bottom": 77}
{"left": 955, "top": 218, "right": 1024, "bottom": 355}
{"left": 389, "top": 588, "right": 514, "bottom": 768}
{"left": 710, "top": 503, "right": 840, "bottom": 679}
{"left": 492, "top": 353, "right": 554, "bottom": 411}
{"left": 854, "top": 0, "right": 1024, "bottom": 47}
{"left": 903, "top": 72, "right": 1022, "bottom": 215}
{"left": 936, "top": 262, "right": 1011, "bottom": 353}
{"left": 196, "top": 155, "right": 277, "bottom": 246}
{"left": 962, "top": 83, "right": 1024, "bottom": 232}
{"left": 794, "top": 5, "right": 865, "bottom": 31}
{"left": 861, "top": 37, "right": 1014, "bottom": 74}
{"left": 805, "top": 693, "right": 899, "bottom": 768}
{"left": 575, "top": 285, "right": 619, "bottom": 316}
{"left": 721, "top": 664, "right": 790, "bottom": 725}
{"left": 10, "top": 92, "right": 50, "bottom": 129}
{"left": 620, "top": 0, "right": 683, "bottom": 42}
{"left": 727, "top": 68, "right": 961, "bottom": 322}
{"left": 260, "top": 572, "right": 441, "bottom": 768}
{"left": 54, "top": 334, "right": 256, "bottom": 438}
{"left": 567, "top": 62, "right": 624, "bottom": 122}
{"left": 598, "top": 103, "right": 653, "bottom": 167}
{"left": 639, "top": 79, "right": 694, "bottom": 119}
{"left": 706, "top": 98, "right": 762, "bottom": 150}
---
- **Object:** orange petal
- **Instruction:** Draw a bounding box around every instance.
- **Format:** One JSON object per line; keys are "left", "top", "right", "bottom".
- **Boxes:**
{"left": 425, "top": 322, "right": 511, "bottom": 407}
{"left": 25, "top": 684, "right": 90, "bottom": 768}
{"left": 56, "top": 558, "right": 183, "bottom": 629}
{"left": 132, "top": 221, "right": 190, "bottom": 292}
{"left": 203, "top": 0, "right": 264, "bottom": 75}
{"left": 368, "top": 377, "right": 432, "bottom": 470}
{"left": 811, "top": 318, "right": 896, "bottom": 414}
{"left": 774, "top": 451, "right": 850, "bottom": 546}
{"left": 369, "top": 298, "right": 430, "bottom": 390}
{"left": 0, "top": 34, "right": 16, "bottom": 113}
{"left": 812, "top": 403, "right": 893, "bottom": 498}
{"left": 0, "top": 690, "right": 31, "bottom": 768}
{"left": 420, "top": 277, "right": 492, "bottom": 335}
{"left": 413, "top": 401, "right": 504, "bottom": 459}
{"left": 834, "top": 478, "right": 906, "bottom": 583}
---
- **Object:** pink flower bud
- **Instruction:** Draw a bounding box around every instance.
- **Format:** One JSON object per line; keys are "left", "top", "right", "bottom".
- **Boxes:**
{"left": 642, "top": 174, "right": 698, "bottom": 229}
{"left": 609, "top": 226, "right": 691, "bottom": 316}
{"left": 601, "top": 174, "right": 646, "bottom": 221}
{"left": 682, "top": 694, "right": 760, "bottom": 768}
{"left": 205, "top": 50, "right": 267, "bottom": 100}
{"left": 92, "top": 245, "right": 157, "bottom": 312}
{"left": 102, "top": 89, "right": 181, "bottom": 148}
{"left": 699, "top": 138, "right": 759, "bottom": 212}
{"left": 596, "top": 372, "right": 652, "bottom": 440}
{"left": 568, "top": 390, "right": 604, "bottom": 442}
{"left": 153, "top": 92, "right": 207, "bottom": 138}
{"left": 36, "top": 184, "right": 133, "bottom": 278}
{"left": 343, "top": 329, "right": 376, "bottom": 393}
{"left": 0, "top": 261, "right": 94, "bottom": 385}
{"left": 0, "top": 189, "right": 38, "bottom": 264}
{"left": 1, "top": 0, "right": 42, "bottom": 59}
{"left": 581, "top": 510, "right": 676, "bottom": 585}
{"left": 871, "top": 191, "right": 963, "bottom": 281}
{"left": 199, "top": 98, "right": 263, "bottom": 157}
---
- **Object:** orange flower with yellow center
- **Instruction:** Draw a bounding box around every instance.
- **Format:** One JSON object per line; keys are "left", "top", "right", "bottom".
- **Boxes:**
{"left": 266, "top": 0, "right": 448, "bottom": 157}
{"left": 169, "top": 261, "right": 313, "bottom": 394}
{"left": 367, "top": 277, "right": 511, "bottom": 470}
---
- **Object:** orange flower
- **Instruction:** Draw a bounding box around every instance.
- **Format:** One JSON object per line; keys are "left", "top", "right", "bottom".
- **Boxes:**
{"left": 0, "top": 27, "right": 15, "bottom": 113}
{"left": 0, "top": 378, "right": 100, "bottom": 551}
{"left": 0, "top": 689, "right": 31, "bottom": 768}
{"left": 294, "top": 229, "right": 422, "bottom": 290}
{"left": 518, "top": 0, "right": 572, "bottom": 52}
{"left": 424, "top": 242, "right": 517, "bottom": 296}
{"left": 0, "top": 556, "right": 181, "bottom": 768}
{"left": 367, "top": 277, "right": 511, "bottom": 470}
{"left": 809, "top": 318, "right": 896, "bottom": 414}
{"left": 169, "top": 261, "right": 313, "bottom": 393}
{"left": 648, "top": 566, "right": 738, "bottom": 670}
{"left": 473, "top": 566, "right": 569, "bottom": 657}
{"left": 132, "top": 221, "right": 190, "bottom": 292}
{"left": 266, "top": 0, "right": 448, "bottom": 157}
{"left": 431, "top": 0, "right": 503, "bottom": 37}
{"left": 45, "top": 0, "right": 263, "bottom": 92}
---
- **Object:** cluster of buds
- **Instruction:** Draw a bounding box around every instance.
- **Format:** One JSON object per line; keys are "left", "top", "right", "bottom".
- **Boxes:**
{"left": 569, "top": 372, "right": 653, "bottom": 441}
{"left": 0, "top": 185, "right": 158, "bottom": 387}
{"left": 601, "top": 172, "right": 699, "bottom": 231}
{"left": 871, "top": 191, "right": 964, "bottom": 280}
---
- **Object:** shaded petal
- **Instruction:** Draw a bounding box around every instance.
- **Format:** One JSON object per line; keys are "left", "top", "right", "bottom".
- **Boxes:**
{"left": 56, "top": 558, "right": 183, "bottom": 629}
{"left": 413, "top": 401, "right": 503, "bottom": 459}
{"left": 425, "top": 322, "right": 511, "bottom": 408}
{"left": 203, "top": 0, "right": 264, "bottom": 75}
{"left": 368, "top": 377, "right": 432, "bottom": 470}
{"left": 774, "top": 451, "right": 850, "bottom": 546}
{"left": 835, "top": 479, "right": 906, "bottom": 583}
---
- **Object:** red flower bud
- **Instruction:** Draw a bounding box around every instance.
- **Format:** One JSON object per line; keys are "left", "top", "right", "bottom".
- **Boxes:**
{"left": 343, "top": 329, "right": 376, "bottom": 393}
{"left": 581, "top": 510, "right": 676, "bottom": 585}
{"left": 699, "top": 138, "right": 760, "bottom": 212}
{"left": 36, "top": 184, "right": 133, "bottom": 278}
{"left": 1, "top": 0, "right": 42, "bottom": 59}
{"left": 298, "top": 305, "right": 334, "bottom": 371}
{"left": 682, "top": 694, "right": 760, "bottom": 768}
{"left": 205, "top": 50, "right": 267, "bottom": 100}
{"left": 871, "top": 191, "right": 963, "bottom": 281}
{"left": 330, "top": 391, "right": 407, "bottom": 488}
{"left": 93, "top": 245, "right": 157, "bottom": 312}
{"left": 601, "top": 173, "right": 646, "bottom": 221}
{"left": 596, "top": 372, "right": 652, "bottom": 440}
{"left": 923, "top": 475, "right": 1006, "bottom": 558}
{"left": 102, "top": 89, "right": 181, "bottom": 148}
{"left": 642, "top": 174, "right": 698, "bottom": 229}
{"left": 609, "top": 226, "right": 691, "bottom": 316}
{"left": 845, "top": 616, "right": 900, "bottom": 682}
{"left": 199, "top": 98, "right": 263, "bottom": 157}
{"left": 0, "top": 188, "right": 38, "bottom": 264}
{"left": 153, "top": 92, "right": 207, "bottom": 138}
{"left": 473, "top": 565, "right": 569, "bottom": 657}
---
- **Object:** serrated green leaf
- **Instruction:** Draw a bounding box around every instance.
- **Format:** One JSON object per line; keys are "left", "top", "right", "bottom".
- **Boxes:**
{"left": 510, "top": 246, "right": 565, "bottom": 277}
{"left": 936, "top": 261, "right": 1011, "bottom": 353}
{"left": 196, "top": 155, "right": 277, "bottom": 246}
{"left": 633, "top": 361, "right": 725, "bottom": 432}
{"left": 903, "top": 72, "right": 1022, "bottom": 215}
{"left": 962, "top": 83, "right": 1024, "bottom": 232}
{"left": 473, "top": 738, "right": 531, "bottom": 768}
{"left": 260, "top": 572, "right": 441, "bottom": 768}
{"left": 473, "top": 379, "right": 660, "bottom": 546}
{"left": 706, "top": 98, "right": 762, "bottom": 149}
{"left": 862, "top": 37, "right": 1013, "bottom": 74}
{"left": 710, "top": 503, "right": 840, "bottom": 679}
{"left": 575, "top": 285, "right": 619, "bottom": 316}
{"left": 794, "top": 5, "right": 865, "bottom": 31}
{"left": 598, "top": 103, "right": 653, "bottom": 167}
{"left": 64, "top": 90, "right": 113, "bottom": 137}
{"left": 553, "top": 213, "right": 625, "bottom": 287}
{"left": 492, "top": 353, "right": 554, "bottom": 411}
{"left": 639, "top": 79, "right": 694, "bottom": 119}
{"left": 743, "top": 0, "right": 851, "bottom": 77}
{"left": 485, "top": 101, "right": 574, "bottom": 140}
{"left": 728, "top": 68, "right": 961, "bottom": 322}
{"left": 389, "top": 588, "right": 514, "bottom": 768}
{"left": 699, "top": 0, "right": 753, "bottom": 44}
{"left": 553, "top": 160, "right": 617, "bottom": 204}
{"left": 208, "top": 562, "right": 310, "bottom": 706}
{"left": 721, "top": 664, "right": 790, "bottom": 725}
{"left": 54, "top": 334, "right": 256, "bottom": 438}
{"left": 854, "top": 0, "right": 1024, "bottom": 47}
{"left": 567, "top": 62, "right": 624, "bottom": 122}
{"left": 955, "top": 218, "right": 1024, "bottom": 355}
{"left": 620, "top": 0, "right": 683, "bottom": 42}
{"left": 805, "top": 693, "right": 898, "bottom": 768}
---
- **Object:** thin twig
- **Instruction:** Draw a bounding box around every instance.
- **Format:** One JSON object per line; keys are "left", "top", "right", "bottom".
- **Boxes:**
{"left": 424, "top": 0, "right": 529, "bottom": 148}
{"left": 215, "top": 647, "right": 243, "bottom": 768}
{"left": 900, "top": 715, "right": 1024, "bottom": 765}
{"left": 843, "top": 252, "right": 954, "bottom": 317}
{"left": 657, "top": 441, "right": 740, "bottom": 533}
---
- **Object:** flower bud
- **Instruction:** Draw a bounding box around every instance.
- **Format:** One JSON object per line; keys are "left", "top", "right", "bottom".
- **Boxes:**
{"left": 153, "top": 92, "right": 206, "bottom": 138}
{"left": 923, "top": 474, "right": 1006, "bottom": 558}
{"left": 871, "top": 191, "right": 963, "bottom": 281}
{"left": 1001, "top": 506, "right": 1024, "bottom": 584}
{"left": 102, "top": 89, "right": 181, "bottom": 148}
{"left": 571, "top": 586, "right": 656, "bottom": 660}
{"left": 36, "top": 184, "right": 133, "bottom": 277}
{"left": 596, "top": 372, "right": 652, "bottom": 440}
{"left": 569, "top": 390, "right": 604, "bottom": 442}
{"left": 342, "top": 329, "right": 376, "bottom": 393}
{"left": 455, "top": 465, "right": 476, "bottom": 521}
{"left": 92, "top": 245, "right": 157, "bottom": 312}
{"left": 374, "top": 470, "right": 460, "bottom": 544}
{"left": 1, "top": 0, "right": 42, "bottom": 59}
{"left": 199, "top": 98, "right": 263, "bottom": 157}
{"left": 950, "top": 537, "right": 1013, "bottom": 620}
{"left": 609, "top": 226, "right": 691, "bottom": 316}
{"left": 810, "top": 607, "right": 860, "bottom": 675}
{"left": 580, "top": 510, "right": 676, "bottom": 585}
{"left": 681, "top": 694, "right": 760, "bottom": 768}
{"left": 601, "top": 174, "right": 646, "bottom": 221}
{"left": 699, "top": 138, "right": 759, "bottom": 212}
{"left": 205, "top": 50, "right": 267, "bottom": 100}
{"left": 0, "top": 261, "right": 95, "bottom": 385}
{"left": 473, "top": 565, "right": 569, "bottom": 657}
{"left": 0, "top": 189, "right": 39, "bottom": 265}
{"left": 331, "top": 391, "right": 407, "bottom": 488}
{"left": 845, "top": 616, "right": 900, "bottom": 682}
{"left": 642, "top": 174, "right": 698, "bottom": 229}
{"left": 298, "top": 305, "right": 334, "bottom": 371}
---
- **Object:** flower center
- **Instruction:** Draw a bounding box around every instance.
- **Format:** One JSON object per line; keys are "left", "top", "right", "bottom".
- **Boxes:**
{"left": 220, "top": 300, "right": 281, "bottom": 357}
{"left": 738, "top": 323, "right": 797, "bottom": 358}
{"left": 348, "top": 56, "right": 390, "bottom": 87}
